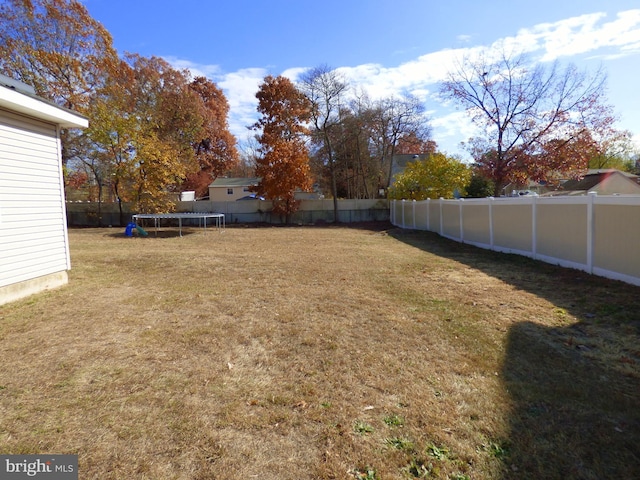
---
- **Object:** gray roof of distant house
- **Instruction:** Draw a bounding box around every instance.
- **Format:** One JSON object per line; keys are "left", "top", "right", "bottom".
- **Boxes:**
{"left": 209, "top": 177, "right": 261, "bottom": 187}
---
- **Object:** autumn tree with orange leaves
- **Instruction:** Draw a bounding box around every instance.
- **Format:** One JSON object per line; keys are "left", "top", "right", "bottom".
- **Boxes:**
{"left": 395, "top": 131, "right": 437, "bottom": 156}
{"left": 0, "top": 0, "right": 118, "bottom": 169}
{"left": 441, "top": 47, "right": 618, "bottom": 196}
{"left": 184, "top": 77, "right": 239, "bottom": 198}
{"left": 0, "top": 0, "right": 117, "bottom": 110}
{"left": 0, "top": 0, "right": 240, "bottom": 214}
{"left": 84, "top": 59, "right": 238, "bottom": 213}
{"left": 83, "top": 54, "right": 206, "bottom": 215}
{"left": 253, "top": 75, "right": 312, "bottom": 222}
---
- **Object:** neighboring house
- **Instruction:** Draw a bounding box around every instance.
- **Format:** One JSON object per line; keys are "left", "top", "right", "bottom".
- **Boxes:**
{"left": 389, "top": 154, "right": 431, "bottom": 183}
{"left": 547, "top": 169, "right": 640, "bottom": 196}
{"left": 503, "top": 169, "right": 640, "bottom": 197}
{"left": 503, "top": 180, "right": 552, "bottom": 196}
{"left": 0, "top": 75, "right": 88, "bottom": 306}
{"left": 208, "top": 177, "right": 323, "bottom": 201}
{"left": 208, "top": 177, "right": 260, "bottom": 201}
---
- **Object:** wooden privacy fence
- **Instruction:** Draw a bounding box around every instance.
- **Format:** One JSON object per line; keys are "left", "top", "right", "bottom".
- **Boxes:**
{"left": 391, "top": 194, "right": 640, "bottom": 287}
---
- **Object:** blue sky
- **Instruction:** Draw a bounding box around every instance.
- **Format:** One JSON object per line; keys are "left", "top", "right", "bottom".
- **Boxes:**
{"left": 82, "top": 0, "right": 640, "bottom": 159}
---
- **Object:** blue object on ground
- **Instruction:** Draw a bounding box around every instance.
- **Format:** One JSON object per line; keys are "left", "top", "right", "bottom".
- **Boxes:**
{"left": 125, "top": 222, "right": 136, "bottom": 237}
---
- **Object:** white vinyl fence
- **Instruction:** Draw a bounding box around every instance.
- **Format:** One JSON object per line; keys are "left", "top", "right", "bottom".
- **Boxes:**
{"left": 391, "top": 194, "right": 640, "bottom": 287}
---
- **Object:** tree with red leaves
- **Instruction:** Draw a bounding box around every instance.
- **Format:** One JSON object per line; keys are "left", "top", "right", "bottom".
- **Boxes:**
{"left": 252, "top": 75, "right": 312, "bottom": 222}
{"left": 441, "top": 47, "right": 616, "bottom": 196}
{"left": 183, "top": 77, "right": 239, "bottom": 198}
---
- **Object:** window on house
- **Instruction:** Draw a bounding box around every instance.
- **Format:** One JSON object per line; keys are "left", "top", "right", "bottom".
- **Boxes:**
{"left": 227, "top": 188, "right": 233, "bottom": 195}
{"left": 243, "top": 187, "right": 250, "bottom": 192}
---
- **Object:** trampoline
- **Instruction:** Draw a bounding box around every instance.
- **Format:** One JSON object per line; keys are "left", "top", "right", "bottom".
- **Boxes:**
{"left": 132, "top": 212, "right": 225, "bottom": 237}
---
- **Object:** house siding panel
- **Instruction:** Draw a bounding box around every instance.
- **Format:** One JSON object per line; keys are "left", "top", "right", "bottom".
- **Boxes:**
{"left": 0, "top": 109, "right": 70, "bottom": 290}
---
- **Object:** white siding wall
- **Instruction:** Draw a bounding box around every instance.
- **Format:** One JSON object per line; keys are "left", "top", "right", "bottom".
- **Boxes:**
{"left": 0, "top": 108, "right": 70, "bottom": 289}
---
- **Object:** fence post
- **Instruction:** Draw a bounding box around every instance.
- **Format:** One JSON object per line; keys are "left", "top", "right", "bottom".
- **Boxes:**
{"left": 426, "top": 198, "right": 430, "bottom": 231}
{"left": 439, "top": 198, "right": 444, "bottom": 236}
{"left": 587, "top": 192, "right": 597, "bottom": 274}
{"left": 459, "top": 198, "right": 464, "bottom": 242}
{"left": 488, "top": 197, "right": 494, "bottom": 249}
{"left": 531, "top": 195, "right": 537, "bottom": 260}
{"left": 412, "top": 200, "right": 416, "bottom": 229}
{"left": 401, "top": 200, "right": 406, "bottom": 229}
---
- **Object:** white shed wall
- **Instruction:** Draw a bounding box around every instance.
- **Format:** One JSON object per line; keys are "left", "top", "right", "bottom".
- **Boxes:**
{"left": 0, "top": 108, "right": 70, "bottom": 290}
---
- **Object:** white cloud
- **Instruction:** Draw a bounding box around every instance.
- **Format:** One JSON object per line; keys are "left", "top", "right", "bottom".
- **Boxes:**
{"left": 166, "top": 9, "right": 640, "bottom": 157}
{"left": 430, "top": 110, "right": 480, "bottom": 156}
{"left": 215, "top": 67, "right": 267, "bottom": 138}
{"left": 163, "top": 56, "right": 221, "bottom": 78}
{"left": 280, "top": 67, "right": 309, "bottom": 81}
{"left": 498, "top": 10, "right": 640, "bottom": 62}
{"left": 333, "top": 48, "right": 465, "bottom": 101}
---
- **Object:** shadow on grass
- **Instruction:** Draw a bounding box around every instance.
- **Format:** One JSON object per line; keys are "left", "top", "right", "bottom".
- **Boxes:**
{"left": 222, "top": 220, "right": 395, "bottom": 230}
{"left": 88, "top": 220, "right": 395, "bottom": 236}
{"left": 503, "top": 321, "right": 639, "bottom": 479}
{"left": 104, "top": 229, "right": 201, "bottom": 239}
{"left": 388, "top": 228, "right": 640, "bottom": 479}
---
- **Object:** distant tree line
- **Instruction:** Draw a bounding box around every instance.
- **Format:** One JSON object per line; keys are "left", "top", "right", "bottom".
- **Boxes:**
{"left": 251, "top": 66, "right": 436, "bottom": 220}
{"left": 1, "top": 0, "right": 636, "bottom": 220}
{"left": 0, "top": 0, "right": 240, "bottom": 219}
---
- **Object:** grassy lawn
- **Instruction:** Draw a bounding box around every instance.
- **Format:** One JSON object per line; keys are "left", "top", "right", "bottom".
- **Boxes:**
{"left": 0, "top": 224, "right": 638, "bottom": 479}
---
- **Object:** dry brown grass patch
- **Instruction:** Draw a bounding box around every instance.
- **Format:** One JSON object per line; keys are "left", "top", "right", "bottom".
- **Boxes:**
{"left": 0, "top": 225, "right": 638, "bottom": 479}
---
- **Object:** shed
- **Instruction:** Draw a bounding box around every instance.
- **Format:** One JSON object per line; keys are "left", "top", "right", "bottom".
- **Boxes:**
{"left": 0, "top": 75, "right": 88, "bottom": 306}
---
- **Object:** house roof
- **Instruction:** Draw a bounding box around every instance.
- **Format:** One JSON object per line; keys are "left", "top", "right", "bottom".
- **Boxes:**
{"left": 584, "top": 168, "right": 638, "bottom": 178}
{"left": 0, "top": 74, "right": 88, "bottom": 129}
{"left": 209, "top": 177, "right": 261, "bottom": 188}
{"left": 561, "top": 170, "right": 638, "bottom": 190}
{"left": 560, "top": 176, "right": 601, "bottom": 191}
{"left": 554, "top": 169, "right": 640, "bottom": 196}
